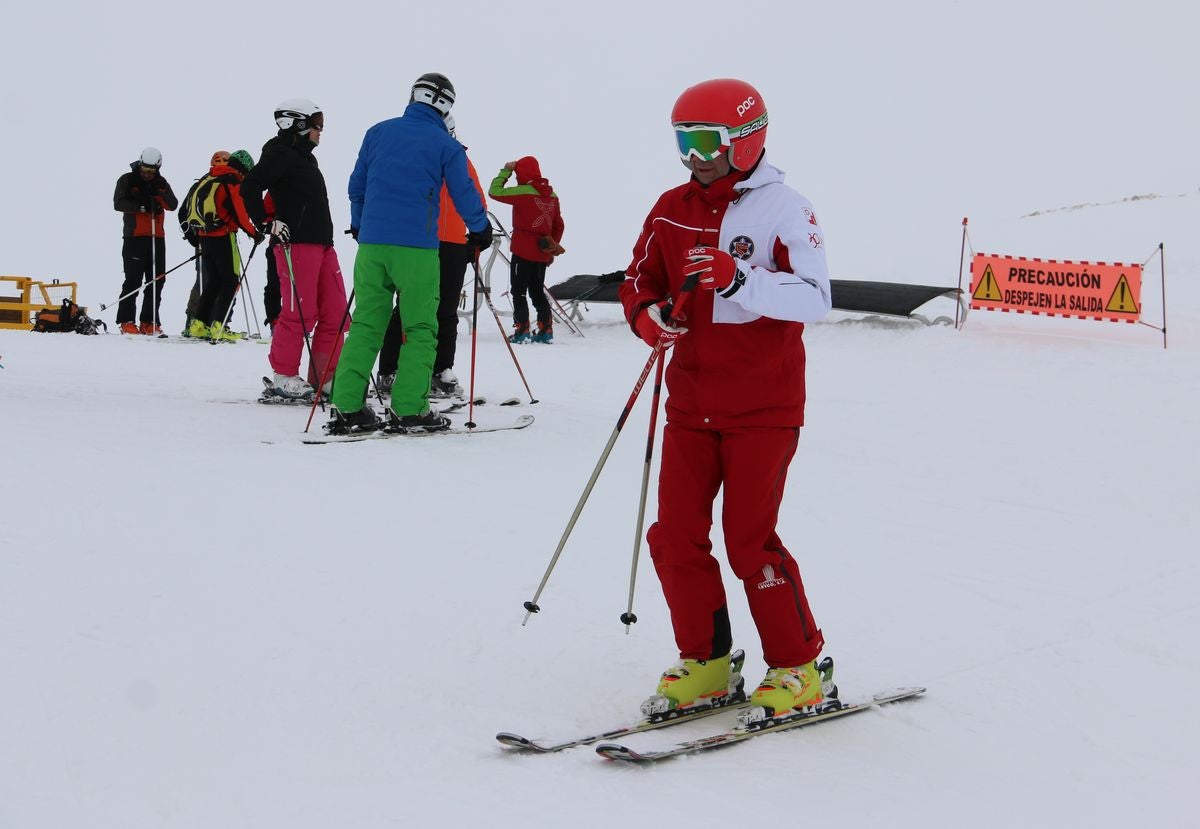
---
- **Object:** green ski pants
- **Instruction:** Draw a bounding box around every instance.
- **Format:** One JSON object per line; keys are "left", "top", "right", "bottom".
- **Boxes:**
{"left": 332, "top": 243, "right": 439, "bottom": 416}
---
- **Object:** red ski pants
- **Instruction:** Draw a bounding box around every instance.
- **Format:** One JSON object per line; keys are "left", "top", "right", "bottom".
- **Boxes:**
{"left": 648, "top": 423, "right": 824, "bottom": 668}
{"left": 268, "top": 243, "right": 349, "bottom": 386}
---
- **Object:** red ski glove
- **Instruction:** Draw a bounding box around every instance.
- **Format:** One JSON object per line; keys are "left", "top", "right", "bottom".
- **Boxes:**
{"left": 634, "top": 301, "right": 688, "bottom": 348}
{"left": 682, "top": 246, "right": 740, "bottom": 292}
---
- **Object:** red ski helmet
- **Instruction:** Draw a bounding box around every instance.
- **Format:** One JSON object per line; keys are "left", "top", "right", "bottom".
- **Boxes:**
{"left": 670, "top": 79, "right": 768, "bottom": 171}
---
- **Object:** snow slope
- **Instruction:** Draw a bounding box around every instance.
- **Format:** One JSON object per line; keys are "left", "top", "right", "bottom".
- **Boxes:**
{"left": 2, "top": 192, "right": 1195, "bottom": 827}
{"left": 2, "top": 2, "right": 1198, "bottom": 827}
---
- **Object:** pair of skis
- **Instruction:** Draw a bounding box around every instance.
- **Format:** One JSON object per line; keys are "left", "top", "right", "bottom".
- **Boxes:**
{"left": 300, "top": 393, "right": 533, "bottom": 442}
{"left": 497, "top": 649, "right": 924, "bottom": 763}
{"left": 256, "top": 376, "right": 516, "bottom": 409}
{"left": 303, "top": 412, "right": 534, "bottom": 443}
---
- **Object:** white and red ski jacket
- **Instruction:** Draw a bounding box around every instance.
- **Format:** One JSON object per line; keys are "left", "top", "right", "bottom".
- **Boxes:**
{"left": 620, "top": 156, "right": 831, "bottom": 430}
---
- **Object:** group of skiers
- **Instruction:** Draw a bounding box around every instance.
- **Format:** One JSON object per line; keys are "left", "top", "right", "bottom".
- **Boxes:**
{"left": 112, "top": 74, "right": 566, "bottom": 428}
{"left": 113, "top": 72, "right": 839, "bottom": 726}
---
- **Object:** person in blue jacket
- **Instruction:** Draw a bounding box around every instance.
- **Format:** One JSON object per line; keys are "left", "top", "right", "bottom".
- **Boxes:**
{"left": 328, "top": 72, "right": 493, "bottom": 434}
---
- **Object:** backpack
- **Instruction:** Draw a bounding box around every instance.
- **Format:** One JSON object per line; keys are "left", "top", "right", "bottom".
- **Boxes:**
{"left": 178, "top": 173, "right": 234, "bottom": 235}
{"left": 32, "top": 298, "right": 105, "bottom": 335}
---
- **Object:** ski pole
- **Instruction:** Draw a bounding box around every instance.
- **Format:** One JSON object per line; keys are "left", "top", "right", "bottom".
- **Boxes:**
{"left": 306, "top": 227, "right": 364, "bottom": 429}
{"left": 465, "top": 249, "right": 485, "bottom": 428}
{"left": 281, "top": 242, "right": 318, "bottom": 383}
{"left": 149, "top": 201, "right": 157, "bottom": 330}
{"left": 620, "top": 347, "right": 665, "bottom": 633}
{"left": 99, "top": 252, "right": 198, "bottom": 312}
{"left": 521, "top": 338, "right": 665, "bottom": 624}
{"left": 304, "top": 287, "right": 355, "bottom": 433}
{"left": 521, "top": 279, "right": 694, "bottom": 624}
{"left": 239, "top": 237, "right": 263, "bottom": 338}
{"left": 221, "top": 236, "right": 262, "bottom": 336}
{"left": 475, "top": 241, "right": 538, "bottom": 406}
{"left": 188, "top": 248, "right": 203, "bottom": 329}
{"left": 224, "top": 235, "right": 249, "bottom": 334}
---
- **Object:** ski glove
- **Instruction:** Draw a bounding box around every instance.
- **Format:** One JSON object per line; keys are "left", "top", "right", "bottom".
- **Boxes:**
{"left": 266, "top": 220, "right": 290, "bottom": 244}
{"left": 539, "top": 235, "right": 567, "bottom": 256}
{"left": 634, "top": 301, "right": 688, "bottom": 349}
{"left": 466, "top": 226, "right": 494, "bottom": 251}
{"left": 683, "top": 246, "right": 742, "bottom": 294}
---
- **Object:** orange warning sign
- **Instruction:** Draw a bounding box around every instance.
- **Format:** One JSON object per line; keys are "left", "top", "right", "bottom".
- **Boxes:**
{"left": 969, "top": 253, "right": 1141, "bottom": 323}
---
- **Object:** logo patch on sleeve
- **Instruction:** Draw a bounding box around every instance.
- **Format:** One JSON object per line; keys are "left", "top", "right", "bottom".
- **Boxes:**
{"left": 729, "top": 235, "right": 755, "bottom": 260}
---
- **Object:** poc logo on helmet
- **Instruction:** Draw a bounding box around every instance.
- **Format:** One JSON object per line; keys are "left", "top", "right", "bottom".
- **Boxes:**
{"left": 736, "top": 97, "right": 757, "bottom": 117}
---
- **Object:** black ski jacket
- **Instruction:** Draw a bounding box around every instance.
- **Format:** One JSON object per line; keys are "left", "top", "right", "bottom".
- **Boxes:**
{"left": 241, "top": 132, "right": 334, "bottom": 246}
{"left": 113, "top": 163, "right": 178, "bottom": 238}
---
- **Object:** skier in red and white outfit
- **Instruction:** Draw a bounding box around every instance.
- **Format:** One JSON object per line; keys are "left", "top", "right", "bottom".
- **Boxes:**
{"left": 619, "top": 78, "right": 835, "bottom": 724}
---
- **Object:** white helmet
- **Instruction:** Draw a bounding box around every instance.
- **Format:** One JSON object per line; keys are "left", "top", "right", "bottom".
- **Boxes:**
{"left": 444, "top": 113, "right": 456, "bottom": 139}
{"left": 274, "top": 98, "right": 322, "bottom": 133}
{"left": 410, "top": 73, "right": 455, "bottom": 116}
{"left": 139, "top": 147, "right": 162, "bottom": 168}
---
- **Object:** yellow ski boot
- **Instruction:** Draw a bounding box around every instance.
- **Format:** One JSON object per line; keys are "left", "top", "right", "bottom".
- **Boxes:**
{"left": 739, "top": 656, "right": 838, "bottom": 726}
{"left": 640, "top": 650, "right": 745, "bottom": 718}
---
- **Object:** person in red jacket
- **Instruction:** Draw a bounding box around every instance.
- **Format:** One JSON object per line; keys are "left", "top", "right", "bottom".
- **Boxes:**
{"left": 489, "top": 155, "right": 564, "bottom": 343}
{"left": 182, "top": 150, "right": 229, "bottom": 334}
{"left": 112, "top": 147, "right": 179, "bottom": 335}
{"left": 186, "top": 150, "right": 262, "bottom": 341}
{"left": 618, "top": 79, "right": 835, "bottom": 725}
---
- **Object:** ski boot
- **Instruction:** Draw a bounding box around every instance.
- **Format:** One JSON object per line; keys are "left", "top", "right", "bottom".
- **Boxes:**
{"left": 430, "top": 368, "right": 462, "bottom": 399}
{"left": 270, "top": 373, "right": 315, "bottom": 401}
{"left": 377, "top": 373, "right": 395, "bottom": 396}
{"left": 119, "top": 322, "right": 142, "bottom": 335}
{"left": 640, "top": 651, "right": 742, "bottom": 718}
{"left": 325, "top": 405, "right": 382, "bottom": 436}
{"left": 508, "top": 323, "right": 531, "bottom": 344}
{"left": 187, "top": 319, "right": 211, "bottom": 339}
{"left": 138, "top": 322, "right": 163, "bottom": 336}
{"left": 209, "top": 322, "right": 241, "bottom": 342}
{"left": 386, "top": 408, "right": 451, "bottom": 433}
{"left": 737, "top": 656, "right": 839, "bottom": 727}
{"left": 530, "top": 322, "right": 553, "bottom": 344}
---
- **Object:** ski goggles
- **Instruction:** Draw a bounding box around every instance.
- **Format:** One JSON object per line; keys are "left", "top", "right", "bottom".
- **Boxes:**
{"left": 674, "top": 124, "right": 731, "bottom": 162}
{"left": 308, "top": 113, "right": 325, "bottom": 132}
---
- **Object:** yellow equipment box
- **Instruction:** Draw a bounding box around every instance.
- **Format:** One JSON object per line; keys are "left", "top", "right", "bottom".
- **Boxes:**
{"left": 0, "top": 276, "right": 81, "bottom": 330}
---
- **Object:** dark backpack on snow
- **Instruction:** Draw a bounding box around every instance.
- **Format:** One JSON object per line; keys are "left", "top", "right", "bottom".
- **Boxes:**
{"left": 32, "top": 298, "right": 105, "bottom": 335}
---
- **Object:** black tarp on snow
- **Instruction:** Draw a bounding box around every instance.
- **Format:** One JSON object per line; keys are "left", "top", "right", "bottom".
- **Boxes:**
{"left": 548, "top": 271, "right": 961, "bottom": 320}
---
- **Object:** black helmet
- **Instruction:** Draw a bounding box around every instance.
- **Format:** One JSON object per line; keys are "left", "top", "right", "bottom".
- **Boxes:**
{"left": 410, "top": 73, "right": 455, "bottom": 115}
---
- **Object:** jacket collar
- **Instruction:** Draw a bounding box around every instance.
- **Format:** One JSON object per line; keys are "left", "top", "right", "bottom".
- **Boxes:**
{"left": 733, "top": 152, "right": 784, "bottom": 192}
{"left": 404, "top": 101, "right": 449, "bottom": 130}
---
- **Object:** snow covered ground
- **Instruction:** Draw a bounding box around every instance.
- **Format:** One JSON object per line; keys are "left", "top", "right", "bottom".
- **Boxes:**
{"left": 2, "top": 196, "right": 1195, "bottom": 827}
{"left": 2, "top": 2, "right": 1198, "bottom": 827}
